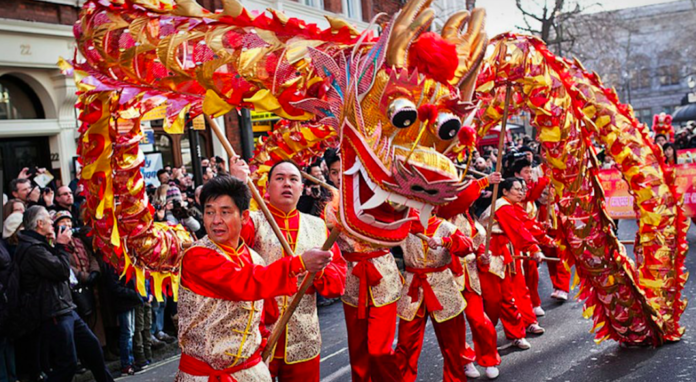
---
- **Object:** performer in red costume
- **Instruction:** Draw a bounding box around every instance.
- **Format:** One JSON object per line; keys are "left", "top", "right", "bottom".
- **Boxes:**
{"left": 240, "top": 160, "right": 346, "bottom": 382}
{"left": 437, "top": 173, "right": 502, "bottom": 380}
{"left": 536, "top": 187, "right": 570, "bottom": 301}
{"left": 176, "top": 175, "right": 333, "bottom": 382}
{"left": 511, "top": 158, "right": 550, "bottom": 319}
{"left": 324, "top": 155, "right": 404, "bottom": 382}
{"left": 395, "top": 215, "right": 475, "bottom": 382}
{"left": 478, "top": 178, "right": 546, "bottom": 350}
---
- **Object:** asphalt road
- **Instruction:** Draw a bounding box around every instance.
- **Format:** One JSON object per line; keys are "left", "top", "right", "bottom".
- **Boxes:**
{"left": 122, "top": 219, "right": 696, "bottom": 382}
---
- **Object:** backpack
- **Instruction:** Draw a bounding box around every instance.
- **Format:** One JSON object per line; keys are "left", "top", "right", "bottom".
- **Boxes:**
{"left": 0, "top": 247, "right": 41, "bottom": 339}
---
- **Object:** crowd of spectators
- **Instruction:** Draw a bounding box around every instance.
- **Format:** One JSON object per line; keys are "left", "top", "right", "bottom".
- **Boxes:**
{"left": 0, "top": 132, "right": 582, "bottom": 382}
{"left": 0, "top": 153, "right": 347, "bottom": 382}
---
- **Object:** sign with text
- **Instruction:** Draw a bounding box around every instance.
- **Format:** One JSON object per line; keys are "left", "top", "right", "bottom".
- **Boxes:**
{"left": 141, "top": 152, "right": 163, "bottom": 187}
{"left": 599, "top": 164, "right": 696, "bottom": 219}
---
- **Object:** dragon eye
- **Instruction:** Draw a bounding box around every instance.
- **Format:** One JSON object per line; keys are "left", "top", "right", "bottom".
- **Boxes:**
{"left": 436, "top": 112, "right": 461, "bottom": 140}
{"left": 388, "top": 98, "right": 417, "bottom": 129}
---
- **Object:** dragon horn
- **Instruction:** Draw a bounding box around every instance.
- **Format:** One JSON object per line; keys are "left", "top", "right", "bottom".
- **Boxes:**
{"left": 385, "top": 0, "right": 435, "bottom": 69}
{"left": 325, "top": 15, "right": 360, "bottom": 36}
{"left": 442, "top": 8, "right": 488, "bottom": 100}
{"left": 222, "top": 0, "right": 246, "bottom": 17}
{"left": 173, "top": 0, "right": 210, "bottom": 17}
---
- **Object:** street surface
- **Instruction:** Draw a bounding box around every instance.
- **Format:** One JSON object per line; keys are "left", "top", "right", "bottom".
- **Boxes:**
{"left": 123, "top": 219, "right": 696, "bottom": 381}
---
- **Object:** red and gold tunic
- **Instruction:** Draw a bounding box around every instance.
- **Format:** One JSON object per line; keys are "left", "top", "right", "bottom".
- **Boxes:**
{"left": 322, "top": 198, "right": 404, "bottom": 316}
{"left": 242, "top": 203, "right": 346, "bottom": 364}
{"left": 478, "top": 198, "right": 542, "bottom": 278}
{"left": 176, "top": 237, "right": 305, "bottom": 382}
{"left": 398, "top": 217, "right": 474, "bottom": 322}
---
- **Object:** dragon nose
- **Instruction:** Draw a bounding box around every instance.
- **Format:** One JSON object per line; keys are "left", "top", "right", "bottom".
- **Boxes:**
{"left": 410, "top": 185, "right": 439, "bottom": 196}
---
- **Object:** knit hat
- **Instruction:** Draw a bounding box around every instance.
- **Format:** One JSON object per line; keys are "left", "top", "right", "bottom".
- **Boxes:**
{"left": 3, "top": 212, "right": 23, "bottom": 239}
{"left": 166, "top": 186, "right": 183, "bottom": 205}
{"left": 52, "top": 210, "right": 73, "bottom": 225}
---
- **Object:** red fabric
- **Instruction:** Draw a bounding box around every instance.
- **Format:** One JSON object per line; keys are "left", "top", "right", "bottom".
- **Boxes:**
{"left": 462, "top": 290, "right": 501, "bottom": 367}
{"left": 343, "top": 251, "right": 388, "bottom": 319}
{"left": 181, "top": 244, "right": 302, "bottom": 301}
{"left": 268, "top": 355, "right": 320, "bottom": 382}
{"left": 396, "top": 306, "right": 468, "bottom": 382}
{"left": 242, "top": 204, "right": 346, "bottom": 298}
{"left": 544, "top": 245, "right": 571, "bottom": 293}
{"left": 343, "top": 302, "right": 401, "bottom": 382}
{"left": 511, "top": 262, "right": 538, "bottom": 326}
{"left": 501, "top": 203, "right": 542, "bottom": 253}
{"left": 438, "top": 178, "right": 489, "bottom": 220}
{"left": 405, "top": 266, "right": 449, "bottom": 312}
{"left": 524, "top": 176, "right": 550, "bottom": 204}
{"left": 523, "top": 258, "right": 541, "bottom": 307}
{"left": 178, "top": 351, "right": 262, "bottom": 382}
{"left": 544, "top": 225, "right": 571, "bottom": 293}
{"left": 479, "top": 270, "right": 526, "bottom": 340}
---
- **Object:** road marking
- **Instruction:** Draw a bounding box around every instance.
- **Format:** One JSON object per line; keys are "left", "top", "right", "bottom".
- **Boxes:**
{"left": 321, "top": 347, "right": 347, "bottom": 362}
{"left": 322, "top": 364, "right": 352, "bottom": 382}
{"left": 114, "top": 355, "right": 180, "bottom": 381}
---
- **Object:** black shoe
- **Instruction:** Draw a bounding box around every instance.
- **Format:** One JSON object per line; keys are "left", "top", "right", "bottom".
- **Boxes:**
{"left": 133, "top": 364, "right": 143, "bottom": 373}
{"left": 135, "top": 360, "right": 150, "bottom": 369}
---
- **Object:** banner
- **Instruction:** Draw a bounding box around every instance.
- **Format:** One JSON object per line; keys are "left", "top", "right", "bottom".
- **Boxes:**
{"left": 599, "top": 164, "right": 696, "bottom": 218}
{"left": 141, "top": 152, "right": 163, "bottom": 187}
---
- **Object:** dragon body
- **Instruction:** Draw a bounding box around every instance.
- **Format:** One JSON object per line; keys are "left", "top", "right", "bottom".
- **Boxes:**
{"left": 68, "top": 0, "right": 687, "bottom": 344}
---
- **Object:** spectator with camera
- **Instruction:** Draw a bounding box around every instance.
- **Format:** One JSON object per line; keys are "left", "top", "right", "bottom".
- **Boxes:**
{"left": 164, "top": 187, "right": 201, "bottom": 237}
{"left": 297, "top": 159, "right": 332, "bottom": 218}
{"left": 53, "top": 211, "right": 100, "bottom": 324}
{"left": 15, "top": 206, "right": 113, "bottom": 382}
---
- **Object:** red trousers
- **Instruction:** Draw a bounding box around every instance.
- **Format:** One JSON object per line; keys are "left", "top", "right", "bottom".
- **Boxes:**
{"left": 396, "top": 307, "right": 468, "bottom": 382}
{"left": 523, "top": 260, "right": 541, "bottom": 307}
{"left": 269, "top": 355, "right": 320, "bottom": 382}
{"left": 544, "top": 247, "right": 571, "bottom": 293}
{"left": 511, "top": 265, "right": 538, "bottom": 327}
{"left": 462, "top": 290, "right": 501, "bottom": 367}
{"left": 343, "top": 302, "right": 401, "bottom": 382}
{"left": 479, "top": 270, "right": 526, "bottom": 339}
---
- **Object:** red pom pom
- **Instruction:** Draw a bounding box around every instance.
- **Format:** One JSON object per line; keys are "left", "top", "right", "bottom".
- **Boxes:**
{"left": 408, "top": 32, "right": 459, "bottom": 83}
{"left": 458, "top": 125, "right": 477, "bottom": 147}
{"left": 418, "top": 103, "right": 438, "bottom": 123}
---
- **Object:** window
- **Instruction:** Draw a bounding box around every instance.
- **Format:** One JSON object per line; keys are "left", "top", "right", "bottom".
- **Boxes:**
{"left": 657, "top": 51, "right": 682, "bottom": 87}
{"left": 153, "top": 133, "right": 175, "bottom": 168}
{"left": 635, "top": 108, "right": 653, "bottom": 125}
{"left": 657, "top": 65, "right": 680, "bottom": 86}
{"left": 0, "top": 76, "right": 45, "bottom": 120}
{"left": 630, "top": 68, "right": 652, "bottom": 90}
{"left": 301, "top": 0, "right": 324, "bottom": 8}
{"left": 626, "top": 54, "right": 651, "bottom": 90}
{"left": 343, "top": 0, "right": 362, "bottom": 21}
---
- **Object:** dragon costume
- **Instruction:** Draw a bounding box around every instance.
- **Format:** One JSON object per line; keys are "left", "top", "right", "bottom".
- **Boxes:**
{"left": 65, "top": 0, "right": 687, "bottom": 346}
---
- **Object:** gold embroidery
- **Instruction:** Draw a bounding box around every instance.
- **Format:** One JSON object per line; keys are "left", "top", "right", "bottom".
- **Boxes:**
{"left": 397, "top": 223, "right": 467, "bottom": 323}
{"left": 250, "top": 211, "right": 326, "bottom": 364}
{"left": 178, "top": 237, "right": 266, "bottom": 373}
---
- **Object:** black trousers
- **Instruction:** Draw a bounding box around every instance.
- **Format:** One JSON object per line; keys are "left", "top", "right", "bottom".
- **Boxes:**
{"left": 41, "top": 311, "right": 114, "bottom": 382}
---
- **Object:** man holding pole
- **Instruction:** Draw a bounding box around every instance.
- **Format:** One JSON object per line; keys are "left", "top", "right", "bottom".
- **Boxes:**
{"left": 240, "top": 160, "right": 346, "bottom": 382}
{"left": 176, "top": 175, "right": 333, "bottom": 382}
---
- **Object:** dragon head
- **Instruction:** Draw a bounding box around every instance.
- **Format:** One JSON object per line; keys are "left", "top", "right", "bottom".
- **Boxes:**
{"left": 297, "top": 0, "right": 487, "bottom": 245}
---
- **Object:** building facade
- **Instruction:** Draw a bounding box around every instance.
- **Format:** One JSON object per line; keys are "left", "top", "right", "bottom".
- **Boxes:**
{"left": 565, "top": 1, "right": 696, "bottom": 127}
{"left": 0, "top": 0, "right": 400, "bottom": 190}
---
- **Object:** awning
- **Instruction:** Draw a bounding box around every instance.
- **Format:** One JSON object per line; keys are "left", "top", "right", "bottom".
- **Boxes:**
{"left": 673, "top": 103, "right": 696, "bottom": 123}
